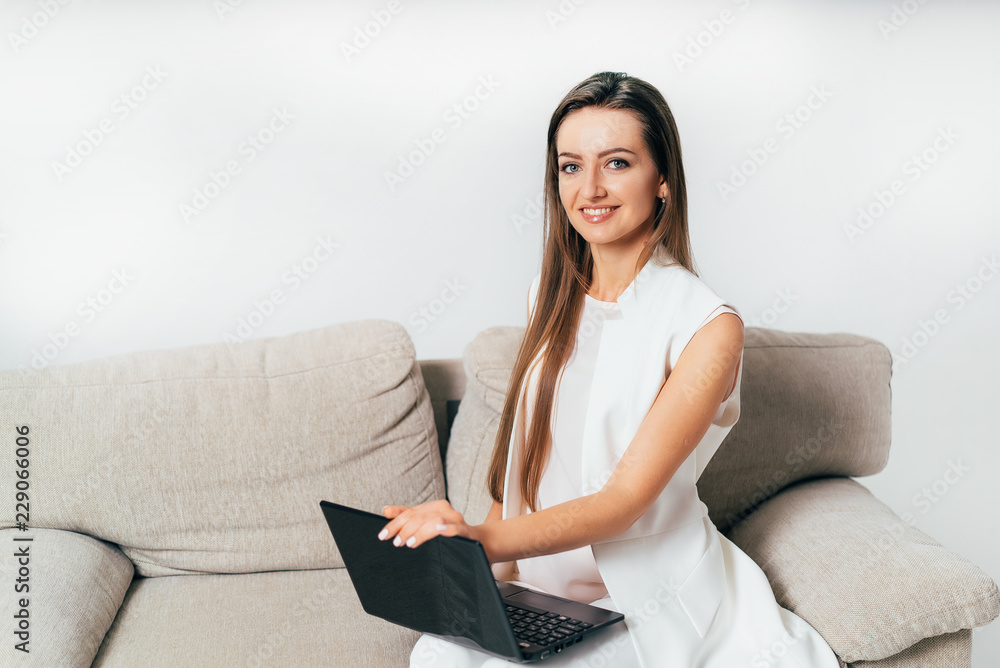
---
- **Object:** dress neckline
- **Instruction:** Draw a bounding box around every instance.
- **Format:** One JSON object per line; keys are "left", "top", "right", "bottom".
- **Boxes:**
{"left": 584, "top": 293, "right": 619, "bottom": 306}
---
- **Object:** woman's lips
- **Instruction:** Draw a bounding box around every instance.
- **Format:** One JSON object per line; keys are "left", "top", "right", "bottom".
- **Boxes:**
{"left": 580, "top": 206, "right": 619, "bottom": 224}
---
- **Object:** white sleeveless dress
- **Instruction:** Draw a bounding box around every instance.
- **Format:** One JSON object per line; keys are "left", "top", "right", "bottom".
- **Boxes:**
{"left": 410, "top": 267, "right": 841, "bottom": 667}
{"left": 514, "top": 297, "right": 737, "bottom": 608}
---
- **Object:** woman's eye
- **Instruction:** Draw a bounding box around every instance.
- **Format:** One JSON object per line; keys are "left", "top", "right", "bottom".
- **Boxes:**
{"left": 608, "top": 158, "right": 629, "bottom": 169}
{"left": 560, "top": 163, "right": 579, "bottom": 174}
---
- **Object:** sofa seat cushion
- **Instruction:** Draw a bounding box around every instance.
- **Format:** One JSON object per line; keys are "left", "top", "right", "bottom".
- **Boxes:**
{"left": 92, "top": 567, "right": 419, "bottom": 667}
{"left": 0, "top": 320, "right": 445, "bottom": 576}
{"left": 727, "top": 476, "right": 1000, "bottom": 662}
{"left": 0, "top": 528, "right": 133, "bottom": 667}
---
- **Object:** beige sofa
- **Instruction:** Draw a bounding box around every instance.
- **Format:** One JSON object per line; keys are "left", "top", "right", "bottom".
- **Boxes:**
{"left": 1, "top": 320, "right": 997, "bottom": 667}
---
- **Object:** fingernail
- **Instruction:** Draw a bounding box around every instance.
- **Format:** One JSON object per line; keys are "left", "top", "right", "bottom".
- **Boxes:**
{"left": 393, "top": 535, "right": 402, "bottom": 547}
{"left": 406, "top": 536, "right": 416, "bottom": 547}
{"left": 378, "top": 529, "right": 387, "bottom": 541}
{"left": 436, "top": 524, "right": 447, "bottom": 531}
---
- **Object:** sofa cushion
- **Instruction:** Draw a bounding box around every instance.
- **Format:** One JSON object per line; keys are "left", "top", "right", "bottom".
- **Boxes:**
{"left": 91, "top": 568, "right": 419, "bottom": 667}
{"left": 0, "top": 320, "right": 445, "bottom": 576}
{"left": 445, "top": 325, "right": 892, "bottom": 532}
{"left": 845, "top": 629, "right": 971, "bottom": 668}
{"left": 0, "top": 528, "right": 133, "bottom": 667}
{"left": 703, "top": 327, "right": 893, "bottom": 534}
{"left": 445, "top": 326, "right": 523, "bottom": 525}
{"left": 727, "top": 477, "right": 1000, "bottom": 662}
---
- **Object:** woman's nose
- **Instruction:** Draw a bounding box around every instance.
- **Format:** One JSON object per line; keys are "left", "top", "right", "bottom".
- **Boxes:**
{"left": 581, "top": 167, "right": 606, "bottom": 199}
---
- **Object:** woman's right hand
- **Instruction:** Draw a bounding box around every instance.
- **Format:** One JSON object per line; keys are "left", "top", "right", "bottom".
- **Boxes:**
{"left": 379, "top": 498, "right": 475, "bottom": 550}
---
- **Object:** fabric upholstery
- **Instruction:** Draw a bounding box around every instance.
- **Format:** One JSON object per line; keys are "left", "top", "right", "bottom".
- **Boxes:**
{"left": 444, "top": 326, "right": 524, "bottom": 526}
{"left": 847, "top": 629, "right": 971, "bottom": 667}
{"left": 92, "top": 567, "right": 418, "bottom": 667}
{"left": 697, "top": 327, "right": 893, "bottom": 532}
{"left": 0, "top": 320, "right": 445, "bottom": 576}
{"left": 418, "top": 358, "right": 467, "bottom": 474}
{"left": 0, "top": 528, "right": 133, "bottom": 667}
{"left": 727, "top": 476, "right": 999, "bottom": 662}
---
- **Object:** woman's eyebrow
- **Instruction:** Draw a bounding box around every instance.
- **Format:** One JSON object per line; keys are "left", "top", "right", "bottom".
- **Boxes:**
{"left": 557, "top": 147, "right": 637, "bottom": 159}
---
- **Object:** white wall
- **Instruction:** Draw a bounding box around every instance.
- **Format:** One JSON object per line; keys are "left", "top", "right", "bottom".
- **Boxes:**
{"left": 2, "top": 0, "right": 997, "bottom": 662}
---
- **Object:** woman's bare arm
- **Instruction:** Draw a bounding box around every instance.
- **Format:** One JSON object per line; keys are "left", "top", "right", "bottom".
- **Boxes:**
{"left": 471, "top": 313, "right": 743, "bottom": 564}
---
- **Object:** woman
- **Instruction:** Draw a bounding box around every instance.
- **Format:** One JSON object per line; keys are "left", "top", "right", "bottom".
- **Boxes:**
{"left": 382, "top": 71, "right": 841, "bottom": 667}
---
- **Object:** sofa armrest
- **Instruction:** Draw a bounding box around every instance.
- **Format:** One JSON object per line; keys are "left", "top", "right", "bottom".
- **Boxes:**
{"left": 725, "top": 476, "right": 1000, "bottom": 663}
{"left": 0, "top": 528, "right": 133, "bottom": 667}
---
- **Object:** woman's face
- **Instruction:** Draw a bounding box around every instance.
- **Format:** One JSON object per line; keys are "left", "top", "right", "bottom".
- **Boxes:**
{"left": 555, "top": 107, "right": 666, "bottom": 254}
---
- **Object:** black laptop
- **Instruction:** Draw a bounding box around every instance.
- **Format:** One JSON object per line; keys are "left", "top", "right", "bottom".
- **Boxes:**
{"left": 319, "top": 500, "right": 625, "bottom": 663}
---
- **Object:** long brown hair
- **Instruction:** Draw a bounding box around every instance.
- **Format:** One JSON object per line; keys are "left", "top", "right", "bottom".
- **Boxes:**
{"left": 486, "top": 71, "right": 698, "bottom": 513}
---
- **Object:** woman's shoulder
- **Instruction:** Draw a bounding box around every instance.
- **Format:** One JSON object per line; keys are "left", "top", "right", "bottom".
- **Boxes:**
{"left": 646, "top": 260, "right": 727, "bottom": 306}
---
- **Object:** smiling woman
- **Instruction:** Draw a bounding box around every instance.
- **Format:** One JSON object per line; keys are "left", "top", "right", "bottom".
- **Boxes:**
{"left": 382, "top": 71, "right": 844, "bottom": 667}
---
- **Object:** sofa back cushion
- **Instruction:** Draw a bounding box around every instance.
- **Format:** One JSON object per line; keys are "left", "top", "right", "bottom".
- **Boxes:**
{"left": 702, "top": 327, "right": 891, "bottom": 532}
{"left": 445, "top": 326, "right": 892, "bottom": 533}
{"left": 0, "top": 320, "right": 445, "bottom": 576}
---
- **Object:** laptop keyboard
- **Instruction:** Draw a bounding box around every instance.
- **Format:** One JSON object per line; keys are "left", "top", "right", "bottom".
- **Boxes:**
{"left": 504, "top": 604, "right": 593, "bottom": 649}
